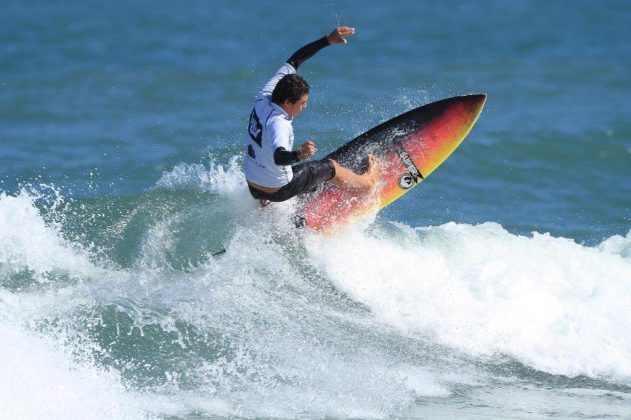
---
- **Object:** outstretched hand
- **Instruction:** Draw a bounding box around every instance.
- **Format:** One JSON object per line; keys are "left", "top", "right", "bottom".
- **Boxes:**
{"left": 326, "top": 26, "right": 356, "bottom": 44}
{"left": 298, "top": 140, "right": 317, "bottom": 161}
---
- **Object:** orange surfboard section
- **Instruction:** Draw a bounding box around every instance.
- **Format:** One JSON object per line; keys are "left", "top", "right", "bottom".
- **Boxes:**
{"left": 299, "top": 94, "right": 487, "bottom": 233}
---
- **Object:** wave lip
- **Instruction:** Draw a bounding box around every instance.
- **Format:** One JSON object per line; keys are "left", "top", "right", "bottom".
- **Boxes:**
{"left": 0, "top": 191, "right": 96, "bottom": 282}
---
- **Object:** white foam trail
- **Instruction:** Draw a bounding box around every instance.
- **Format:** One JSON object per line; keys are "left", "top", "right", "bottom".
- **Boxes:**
{"left": 306, "top": 222, "right": 631, "bottom": 382}
{"left": 124, "top": 217, "right": 455, "bottom": 418}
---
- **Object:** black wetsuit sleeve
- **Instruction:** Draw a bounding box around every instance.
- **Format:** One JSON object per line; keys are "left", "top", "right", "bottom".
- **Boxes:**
{"left": 286, "top": 36, "right": 331, "bottom": 70}
{"left": 274, "top": 147, "right": 301, "bottom": 165}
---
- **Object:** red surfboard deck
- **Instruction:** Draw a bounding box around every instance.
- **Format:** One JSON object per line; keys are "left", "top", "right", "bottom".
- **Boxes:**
{"left": 299, "top": 94, "right": 487, "bottom": 233}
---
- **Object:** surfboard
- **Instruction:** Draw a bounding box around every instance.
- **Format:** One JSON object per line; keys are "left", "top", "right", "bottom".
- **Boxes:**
{"left": 298, "top": 94, "right": 487, "bottom": 233}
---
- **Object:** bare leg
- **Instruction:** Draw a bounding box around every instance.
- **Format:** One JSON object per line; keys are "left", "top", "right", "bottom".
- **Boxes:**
{"left": 329, "top": 154, "right": 382, "bottom": 192}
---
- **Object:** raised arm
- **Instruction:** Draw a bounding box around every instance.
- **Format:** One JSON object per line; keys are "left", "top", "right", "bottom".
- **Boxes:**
{"left": 257, "top": 27, "right": 356, "bottom": 99}
{"left": 287, "top": 26, "right": 356, "bottom": 70}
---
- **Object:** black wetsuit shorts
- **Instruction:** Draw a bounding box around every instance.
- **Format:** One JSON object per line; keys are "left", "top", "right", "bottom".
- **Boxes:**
{"left": 248, "top": 159, "right": 336, "bottom": 202}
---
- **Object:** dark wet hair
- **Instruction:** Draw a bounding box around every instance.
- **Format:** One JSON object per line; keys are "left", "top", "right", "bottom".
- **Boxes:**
{"left": 272, "top": 74, "right": 310, "bottom": 105}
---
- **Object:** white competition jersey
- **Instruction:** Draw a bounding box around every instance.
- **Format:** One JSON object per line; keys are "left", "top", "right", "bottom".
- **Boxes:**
{"left": 243, "top": 63, "right": 297, "bottom": 188}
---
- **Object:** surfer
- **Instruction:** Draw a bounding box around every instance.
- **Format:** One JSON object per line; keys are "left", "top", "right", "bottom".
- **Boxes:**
{"left": 244, "top": 27, "right": 381, "bottom": 203}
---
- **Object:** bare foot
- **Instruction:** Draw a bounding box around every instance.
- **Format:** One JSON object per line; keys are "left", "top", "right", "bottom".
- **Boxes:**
{"left": 328, "top": 156, "right": 382, "bottom": 193}
{"left": 364, "top": 154, "right": 382, "bottom": 191}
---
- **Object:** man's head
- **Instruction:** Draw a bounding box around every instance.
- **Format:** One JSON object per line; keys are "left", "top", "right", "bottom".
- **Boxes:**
{"left": 272, "top": 74, "right": 310, "bottom": 117}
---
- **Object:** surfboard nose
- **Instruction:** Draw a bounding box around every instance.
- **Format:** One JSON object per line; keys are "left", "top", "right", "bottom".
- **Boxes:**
{"left": 467, "top": 93, "right": 487, "bottom": 109}
{"left": 434, "top": 94, "right": 487, "bottom": 120}
{"left": 302, "top": 94, "right": 488, "bottom": 233}
{"left": 459, "top": 94, "right": 487, "bottom": 123}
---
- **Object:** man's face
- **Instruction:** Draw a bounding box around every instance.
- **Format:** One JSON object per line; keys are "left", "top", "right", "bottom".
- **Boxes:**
{"left": 282, "top": 94, "right": 309, "bottom": 117}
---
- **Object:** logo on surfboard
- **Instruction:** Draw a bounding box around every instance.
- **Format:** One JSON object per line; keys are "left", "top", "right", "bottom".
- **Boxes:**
{"left": 398, "top": 174, "right": 415, "bottom": 189}
{"left": 396, "top": 148, "right": 423, "bottom": 189}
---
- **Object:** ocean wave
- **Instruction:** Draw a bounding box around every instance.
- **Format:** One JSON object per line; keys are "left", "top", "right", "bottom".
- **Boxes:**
{"left": 2, "top": 181, "right": 630, "bottom": 418}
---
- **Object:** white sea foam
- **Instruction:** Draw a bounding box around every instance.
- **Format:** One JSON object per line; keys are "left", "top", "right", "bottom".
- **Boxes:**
{"left": 152, "top": 156, "right": 260, "bottom": 231}
{"left": 599, "top": 229, "right": 631, "bottom": 258}
{"left": 155, "top": 155, "right": 246, "bottom": 196}
{"left": 306, "top": 221, "right": 631, "bottom": 382}
{"left": 0, "top": 320, "right": 147, "bottom": 420}
{"left": 0, "top": 191, "right": 95, "bottom": 281}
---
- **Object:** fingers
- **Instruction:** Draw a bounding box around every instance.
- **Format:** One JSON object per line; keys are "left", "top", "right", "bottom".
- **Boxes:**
{"left": 299, "top": 141, "right": 317, "bottom": 160}
{"left": 327, "top": 26, "right": 356, "bottom": 44}
{"left": 337, "top": 26, "right": 355, "bottom": 37}
{"left": 303, "top": 140, "right": 317, "bottom": 152}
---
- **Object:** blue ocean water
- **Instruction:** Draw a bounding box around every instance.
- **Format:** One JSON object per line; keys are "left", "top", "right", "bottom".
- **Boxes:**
{"left": 1, "top": 0, "right": 630, "bottom": 418}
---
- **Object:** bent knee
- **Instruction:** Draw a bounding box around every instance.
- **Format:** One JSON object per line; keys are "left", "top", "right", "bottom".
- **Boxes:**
{"left": 325, "top": 158, "right": 338, "bottom": 180}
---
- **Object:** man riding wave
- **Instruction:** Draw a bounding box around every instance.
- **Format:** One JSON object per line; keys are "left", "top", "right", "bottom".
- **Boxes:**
{"left": 243, "top": 26, "right": 381, "bottom": 204}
